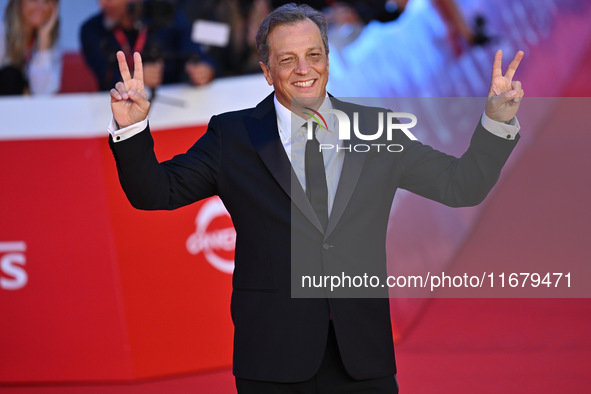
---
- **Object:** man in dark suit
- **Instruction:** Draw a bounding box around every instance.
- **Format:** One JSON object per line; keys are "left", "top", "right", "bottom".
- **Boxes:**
{"left": 107, "top": 3, "right": 524, "bottom": 392}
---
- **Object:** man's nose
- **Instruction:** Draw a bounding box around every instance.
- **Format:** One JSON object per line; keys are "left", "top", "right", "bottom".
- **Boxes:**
{"left": 294, "top": 57, "right": 311, "bottom": 75}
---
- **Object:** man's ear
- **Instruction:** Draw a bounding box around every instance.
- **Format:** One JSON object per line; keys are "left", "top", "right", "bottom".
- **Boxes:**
{"left": 259, "top": 61, "right": 273, "bottom": 86}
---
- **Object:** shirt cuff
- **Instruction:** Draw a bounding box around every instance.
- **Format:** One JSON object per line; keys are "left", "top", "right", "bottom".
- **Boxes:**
{"left": 108, "top": 118, "right": 148, "bottom": 142}
{"left": 481, "top": 112, "right": 520, "bottom": 140}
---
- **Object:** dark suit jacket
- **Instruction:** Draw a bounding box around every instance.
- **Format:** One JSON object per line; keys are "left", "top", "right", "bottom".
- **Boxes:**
{"left": 109, "top": 93, "right": 518, "bottom": 382}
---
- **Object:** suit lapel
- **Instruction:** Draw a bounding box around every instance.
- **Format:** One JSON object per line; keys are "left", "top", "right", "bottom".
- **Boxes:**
{"left": 324, "top": 98, "right": 368, "bottom": 240}
{"left": 245, "top": 93, "right": 324, "bottom": 234}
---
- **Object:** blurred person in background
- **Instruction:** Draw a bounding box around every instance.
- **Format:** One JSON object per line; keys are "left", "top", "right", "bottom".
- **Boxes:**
{"left": 0, "top": 0, "right": 61, "bottom": 95}
{"left": 180, "top": 0, "right": 270, "bottom": 77}
{"left": 80, "top": 0, "right": 216, "bottom": 92}
{"left": 323, "top": 1, "right": 404, "bottom": 51}
{"left": 324, "top": 0, "right": 489, "bottom": 54}
{"left": 432, "top": 0, "right": 490, "bottom": 55}
{"left": 270, "top": 0, "right": 328, "bottom": 11}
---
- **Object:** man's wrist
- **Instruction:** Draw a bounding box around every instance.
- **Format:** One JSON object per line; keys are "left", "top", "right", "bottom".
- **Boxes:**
{"left": 481, "top": 112, "right": 520, "bottom": 140}
{"left": 108, "top": 117, "right": 148, "bottom": 142}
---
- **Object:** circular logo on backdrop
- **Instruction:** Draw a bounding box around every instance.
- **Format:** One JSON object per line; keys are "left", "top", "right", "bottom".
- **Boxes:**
{"left": 186, "top": 197, "right": 235, "bottom": 274}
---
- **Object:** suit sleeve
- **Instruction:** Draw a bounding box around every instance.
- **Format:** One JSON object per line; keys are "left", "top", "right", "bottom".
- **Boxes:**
{"left": 109, "top": 115, "right": 222, "bottom": 210}
{"left": 398, "top": 119, "right": 519, "bottom": 207}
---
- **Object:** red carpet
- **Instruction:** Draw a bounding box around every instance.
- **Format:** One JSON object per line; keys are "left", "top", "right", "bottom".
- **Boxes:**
{"left": 397, "top": 299, "right": 591, "bottom": 393}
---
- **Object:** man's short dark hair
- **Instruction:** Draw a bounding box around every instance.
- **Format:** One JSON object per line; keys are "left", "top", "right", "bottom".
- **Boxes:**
{"left": 256, "top": 3, "right": 329, "bottom": 68}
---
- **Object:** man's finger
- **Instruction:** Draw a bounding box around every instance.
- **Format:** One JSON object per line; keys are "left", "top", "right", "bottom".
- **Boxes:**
{"left": 133, "top": 52, "right": 144, "bottom": 84}
{"left": 491, "top": 49, "right": 503, "bottom": 79}
{"left": 489, "top": 95, "right": 517, "bottom": 112}
{"left": 117, "top": 51, "right": 131, "bottom": 83}
{"left": 513, "top": 83, "right": 524, "bottom": 103}
{"left": 115, "top": 81, "right": 129, "bottom": 100}
{"left": 110, "top": 88, "right": 122, "bottom": 101}
{"left": 511, "top": 80, "right": 522, "bottom": 92}
{"left": 505, "top": 50, "right": 524, "bottom": 80}
{"left": 499, "top": 89, "right": 519, "bottom": 98}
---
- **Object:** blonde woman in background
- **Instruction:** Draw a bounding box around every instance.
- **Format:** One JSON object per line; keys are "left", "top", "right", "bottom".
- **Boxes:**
{"left": 0, "top": 0, "right": 61, "bottom": 95}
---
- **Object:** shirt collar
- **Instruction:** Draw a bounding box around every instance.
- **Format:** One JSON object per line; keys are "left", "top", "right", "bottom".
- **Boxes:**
{"left": 274, "top": 93, "right": 332, "bottom": 143}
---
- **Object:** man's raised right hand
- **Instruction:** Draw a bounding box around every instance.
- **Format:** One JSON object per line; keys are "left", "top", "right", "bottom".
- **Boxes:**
{"left": 110, "top": 51, "right": 150, "bottom": 128}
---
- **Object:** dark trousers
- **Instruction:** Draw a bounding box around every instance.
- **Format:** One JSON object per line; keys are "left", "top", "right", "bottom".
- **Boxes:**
{"left": 235, "top": 322, "right": 398, "bottom": 393}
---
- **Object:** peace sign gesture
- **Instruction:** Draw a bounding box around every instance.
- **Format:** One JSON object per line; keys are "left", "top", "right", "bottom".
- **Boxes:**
{"left": 110, "top": 51, "right": 150, "bottom": 128}
{"left": 485, "top": 50, "right": 525, "bottom": 123}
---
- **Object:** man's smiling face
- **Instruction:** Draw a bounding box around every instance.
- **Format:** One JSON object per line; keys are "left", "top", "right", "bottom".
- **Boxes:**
{"left": 260, "top": 19, "right": 329, "bottom": 112}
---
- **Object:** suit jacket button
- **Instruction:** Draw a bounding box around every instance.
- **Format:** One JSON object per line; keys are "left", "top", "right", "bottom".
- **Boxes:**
{"left": 322, "top": 243, "right": 331, "bottom": 250}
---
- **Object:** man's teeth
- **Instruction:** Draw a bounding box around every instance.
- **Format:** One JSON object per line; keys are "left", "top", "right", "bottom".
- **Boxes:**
{"left": 293, "top": 80, "right": 314, "bottom": 87}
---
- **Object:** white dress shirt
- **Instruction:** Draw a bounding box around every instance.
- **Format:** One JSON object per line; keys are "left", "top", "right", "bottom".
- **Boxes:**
{"left": 274, "top": 96, "right": 344, "bottom": 215}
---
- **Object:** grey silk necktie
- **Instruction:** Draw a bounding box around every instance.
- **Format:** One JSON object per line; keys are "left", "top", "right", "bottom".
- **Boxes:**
{"left": 305, "top": 124, "right": 329, "bottom": 231}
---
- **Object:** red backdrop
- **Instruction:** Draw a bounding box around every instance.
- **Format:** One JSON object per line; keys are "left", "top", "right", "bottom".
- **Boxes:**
{"left": 0, "top": 125, "right": 235, "bottom": 382}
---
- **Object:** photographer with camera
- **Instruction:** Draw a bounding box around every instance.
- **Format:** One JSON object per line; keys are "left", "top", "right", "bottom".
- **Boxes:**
{"left": 80, "top": 0, "right": 215, "bottom": 91}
